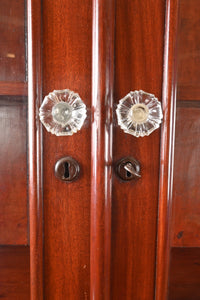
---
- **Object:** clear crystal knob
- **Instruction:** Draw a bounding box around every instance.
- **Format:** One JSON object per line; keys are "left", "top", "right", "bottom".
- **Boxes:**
{"left": 116, "top": 90, "right": 163, "bottom": 137}
{"left": 39, "top": 89, "right": 87, "bottom": 136}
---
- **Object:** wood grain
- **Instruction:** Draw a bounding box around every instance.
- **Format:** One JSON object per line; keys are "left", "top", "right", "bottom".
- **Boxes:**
{"left": 155, "top": 0, "right": 179, "bottom": 299}
{"left": 0, "top": 99, "right": 28, "bottom": 245}
{"left": 168, "top": 247, "right": 200, "bottom": 300}
{"left": 112, "top": 1, "right": 165, "bottom": 299}
{"left": 0, "top": 246, "right": 30, "bottom": 299}
{"left": 90, "top": 0, "right": 115, "bottom": 299}
{"left": 28, "top": 0, "right": 43, "bottom": 298}
{"left": 42, "top": 0, "right": 92, "bottom": 298}
{"left": 0, "top": 0, "right": 26, "bottom": 82}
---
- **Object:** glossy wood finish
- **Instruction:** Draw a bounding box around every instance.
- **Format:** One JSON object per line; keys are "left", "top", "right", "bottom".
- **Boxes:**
{"left": 0, "top": 0, "right": 26, "bottom": 82}
{"left": 169, "top": 248, "right": 200, "bottom": 300}
{"left": 171, "top": 105, "right": 200, "bottom": 247}
{"left": 0, "top": 98, "right": 27, "bottom": 245}
{"left": 27, "top": 0, "right": 43, "bottom": 298}
{"left": 42, "top": 0, "right": 92, "bottom": 298}
{"left": 111, "top": 1, "right": 165, "bottom": 299}
{"left": 155, "top": 1, "right": 179, "bottom": 299}
{"left": 90, "top": 0, "right": 115, "bottom": 299}
{"left": 0, "top": 246, "right": 30, "bottom": 299}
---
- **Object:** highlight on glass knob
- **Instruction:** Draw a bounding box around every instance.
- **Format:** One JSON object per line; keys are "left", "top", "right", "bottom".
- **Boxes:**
{"left": 116, "top": 90, "right": 163, "bottom": 137}
{"left": 39, "top": 89, "right": 87, "bottom": 136}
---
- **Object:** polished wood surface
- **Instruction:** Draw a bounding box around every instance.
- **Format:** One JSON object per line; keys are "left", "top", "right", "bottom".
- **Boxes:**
{"left": 0, "top": 246, "right": 30, "bottom": 299}
{"left": 171, "top": 105, "right": 200, "bottom": 247}
{"left": 27, "top": 0, "right": 200, "bottom": 299}
{"left": 42, "top": 0, "right": 92, "bottom": 298}
{"left": 90, "top": 0, "right": 115, "bottom": 298}
{"left": 0, "top": 98, "right": 27, "bottom": 245}
{"left": 27, "top": 0, "right": 43, "bottom": 298}
{"left": 0, "top": 0, "right": 26, "bottom": 82}
{"left": 111, "top": 1, "right": 165, "bottom": 299}
{"left": 155, "top": 1, "right": 179, "bottom": 299}
{"left": 169, "top": 248, "right": 200, "bottom": 300}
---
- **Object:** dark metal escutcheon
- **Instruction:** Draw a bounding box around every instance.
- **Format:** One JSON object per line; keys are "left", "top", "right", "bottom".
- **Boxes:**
{"left": 115, "top": 157, "right": 141, "bottom": 181}
{"left": 55, "top": 156, "right": 80, "bottom": 182}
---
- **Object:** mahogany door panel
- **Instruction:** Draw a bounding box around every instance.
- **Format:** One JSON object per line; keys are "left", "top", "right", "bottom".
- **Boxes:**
{"left": 42, "top": 0, "right": 92, "bottom": 298}
{"left": 28, "top": 0, "right": 166, "bottom": 299}
{"left": 27, "top": 0, "right": 200, "bottom": 299}
{"left": 111, "top": 1, "right": 165, "bottom": 299}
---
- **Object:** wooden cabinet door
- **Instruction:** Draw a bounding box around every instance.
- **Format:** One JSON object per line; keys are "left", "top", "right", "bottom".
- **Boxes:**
{"left": 28, "top": 0, "right": 165, "bottom": 299}
{"left": 5, "top": 0, "right": 200, "bottom": 299}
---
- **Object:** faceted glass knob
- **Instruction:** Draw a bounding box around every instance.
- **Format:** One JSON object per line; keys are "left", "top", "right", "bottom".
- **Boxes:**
{"left": 39, "top": 89, "right": 87, "bottom": 136}
{"left": 116, "top": 90, "right": 163, "bottom": 137}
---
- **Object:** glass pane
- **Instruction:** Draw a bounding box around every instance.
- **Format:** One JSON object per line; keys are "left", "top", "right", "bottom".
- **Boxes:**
{"left": 0, "top": 0, "right": 26, "bottom": 82}
{"left": 0, "top": 0, "right": 29, "bottom": 298}
{"left": 168, "top": 1, "right": 200, "bottom": 299}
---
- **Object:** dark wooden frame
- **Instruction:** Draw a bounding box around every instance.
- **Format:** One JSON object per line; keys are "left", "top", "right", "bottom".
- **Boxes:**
{"left": 27, "top": 0, "right": 43, "bottom": 299}
{"left": 155, "top": 0, "right": 179, "bottom": 299}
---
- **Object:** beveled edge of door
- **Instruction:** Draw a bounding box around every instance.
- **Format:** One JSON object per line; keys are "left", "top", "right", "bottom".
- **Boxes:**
{"left": 155, "top": 0, "right": 179, "bottom": 299}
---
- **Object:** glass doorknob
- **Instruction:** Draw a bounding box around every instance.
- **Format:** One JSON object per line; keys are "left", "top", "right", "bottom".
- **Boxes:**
{"left": 39, "top": 89, "right": 87, "bottom": 136}
{"left": 116, "top": 90, "right": 163, "bottom": 137}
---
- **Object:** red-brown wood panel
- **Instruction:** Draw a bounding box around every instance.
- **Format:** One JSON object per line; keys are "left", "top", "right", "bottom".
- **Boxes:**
{"left": 168, "top": 247, "right": 200, "bottom": 300}
{"left": 0, "top": 0, "right": 26, "bottom": 82}
{"left": 0, "top": 246, "right": 30, "bottom": 299}
{"left": 171, "top": 105, "right": 200, "bottom": 247}
{"left": 177, "top": 0, "right": 200, "bottom": 101}
{"left": 42, "top": 0, "right": 92, "bottom": 298}
{"left": 0, "top": 98, "right": 28, "bottom": 245}
{"left": 111, "top": 1, "right": 165, "bottom": 299}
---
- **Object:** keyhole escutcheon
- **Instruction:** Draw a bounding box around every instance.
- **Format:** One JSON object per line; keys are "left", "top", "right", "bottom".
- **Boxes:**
{"left": 55, "top": 157, "right": 80, "bottom": 182}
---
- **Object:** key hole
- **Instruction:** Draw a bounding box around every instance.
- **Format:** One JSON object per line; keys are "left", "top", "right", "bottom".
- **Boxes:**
{"left": 64, "top": 162, "right": 70, "bottom": 179}
{"left": 126, "top": 170, "right": 132, "bottom": 178}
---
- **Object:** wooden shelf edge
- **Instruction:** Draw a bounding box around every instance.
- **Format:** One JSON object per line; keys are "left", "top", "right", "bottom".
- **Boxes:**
{"left": 0, "top": 81, "right": 28, "bottom": 96}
